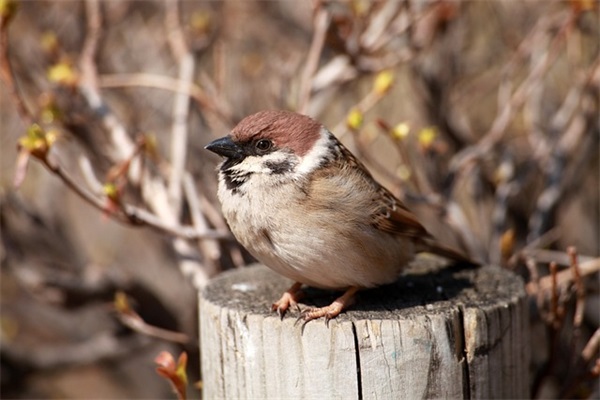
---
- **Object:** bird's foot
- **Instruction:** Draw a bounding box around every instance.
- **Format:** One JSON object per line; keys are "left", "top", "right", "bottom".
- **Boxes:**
{"left": 296, "top": 286, "right": 359, "bottom": 327}
{"left": 271, "top": 282, "right": 304, "bottom": 319}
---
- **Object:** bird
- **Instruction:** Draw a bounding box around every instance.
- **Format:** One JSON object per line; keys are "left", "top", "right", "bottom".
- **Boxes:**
{"left": 205, "top": 110, "right": 472, "bottom": 323}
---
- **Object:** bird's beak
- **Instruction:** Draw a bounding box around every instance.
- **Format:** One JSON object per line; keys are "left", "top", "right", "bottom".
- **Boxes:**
{"left": 205, "top": 136, "right": 243, "bottom": 159}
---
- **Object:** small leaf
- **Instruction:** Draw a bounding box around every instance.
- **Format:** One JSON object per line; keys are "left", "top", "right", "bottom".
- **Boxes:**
{"left": 47, "top": 60, "right": 78, "bottom": 86}
{"left": 155, "top": 351, "right": 188, "bottom": 400}
{"left": 102, "top": 182, "right": 122, "bottom": 217}
{"left": 176, "top": 352, "right": 189, "bottom": 387}
{"left": 18, "top": 124, "right": 50, "bottom": 160}
{"left": 346, "top": 109, "right": 363, "bottom": 131}
{"left": 103, "top": 182, "right": 119, "bottom": 201}
{"left": 373, "top": 71, "right": 394, "bottom": 95}
{"left": 391, "top": 122, "right": 410, "bottom": 140}
{"left": 418, "top": 126, "right": 437, "bottom": 150}
{"left": 114, "top": 291, "right": 132, "bottom": 314}
{"left": 45, "top": 129, "right": 60, "bottom": 147}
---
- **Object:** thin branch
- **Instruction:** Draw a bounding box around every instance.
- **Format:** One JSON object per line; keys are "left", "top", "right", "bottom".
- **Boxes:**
{"left": 165, "top": 0, "right": 194, "bottom": 217}
{"left": 568, "top": 247, "right": 585, "bottom": 329}
{"left": 165, "top": 0, "right": 191, "bottom": 208}
{"left": 183, "top": 173, "right": 220, "bottom": 277}
{"left": 78, "top": 0, "right": 137, "bottom": 167}
{"left": 449, "top": 10, "right": 574, "bottom": 181}
{"left": 99, "top": 73, "right": 227, "bottom": 120}
{"left": 526, "top": 256, "right": 600, "bottom": 296}
{"left": 298, "top": 6, "right": 329, "bottom": 114}
{"left": 549, "top": 261, "right": 560, "bottom": 329}
{"left": 117, "top": 310, "right": 190, "bottom": 345}
{"left": 40, "top": 156, "right": 229, "bottom": 240}
{"left": 582, "top": 329, "right": 600, "bottom": 363}
{"left": 0, "top": 4, "right": 33, "bottom": 125}
{"left": 79, "top": 0, "right": 101, "bottom": 89}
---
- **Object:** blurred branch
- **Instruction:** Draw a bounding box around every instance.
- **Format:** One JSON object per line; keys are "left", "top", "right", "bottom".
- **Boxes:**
{"left": 164, "top": 0, "right": 216, "bottom": 288}
{"left": 0, "top": 3, "right": 33, "bottom": 125}
{"left": 73, "top": 0, "right": 222, "bottom": 288}
{"left": 115, "top": 292, "right": 190, "bottom": 344}
{"left": 528, "top": 59, "right": 600, "bottom": 241}
{"left": 99, "top": 73, "right": 228, "bottom": 121}
{"left": 449, "top": 9, "right": 574, "bottom": 183}
{"left": 298, "top": 5, "right": 329, "bottom": 114}
{"left": 526, "top": 255, "right": 600, "bottom": 297}
{"left": 183, "top": 173, "right": 220, "bottom": 276}
{"left": 165, "top": 0, "right": 194, "bottom": 218}
{"left": 568, "top": 247, "right": 586, "bottom": 330}
{"left": 41, "top": 154, "right": 230, "bottom": 240}
{"left": 1, "top": 332, "right": 150, "bottom": 370}
{"left": 581, "top": 329, "right": 600, "bottom": 364}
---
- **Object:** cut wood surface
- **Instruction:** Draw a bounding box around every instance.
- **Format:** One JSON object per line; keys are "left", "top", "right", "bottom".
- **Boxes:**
{"left": 199, "top": 260, "right": 529, "bottom": 399}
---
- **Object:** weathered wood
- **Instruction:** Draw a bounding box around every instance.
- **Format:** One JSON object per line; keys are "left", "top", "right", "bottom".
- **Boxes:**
{"left": 199, "top": 260, "right": 529, "bottom": 399}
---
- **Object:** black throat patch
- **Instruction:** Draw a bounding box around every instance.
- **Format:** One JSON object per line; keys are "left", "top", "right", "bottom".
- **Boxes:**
{"left": 220, "top": 158, "right": 250, "bottom": 193}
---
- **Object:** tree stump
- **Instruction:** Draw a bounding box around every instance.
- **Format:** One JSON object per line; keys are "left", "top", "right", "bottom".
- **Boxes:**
{"left": 199, "top": 260, "right": 529, "bottom": 399}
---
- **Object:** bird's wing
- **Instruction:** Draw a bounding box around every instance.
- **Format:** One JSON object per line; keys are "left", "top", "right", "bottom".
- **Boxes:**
{"left": 371, "top": 186, "right": 433, "bottom": 239}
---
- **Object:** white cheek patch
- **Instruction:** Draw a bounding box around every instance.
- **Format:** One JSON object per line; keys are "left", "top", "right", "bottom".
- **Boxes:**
{"left": 295, "top": 127, "right": 334, "bottom": 176}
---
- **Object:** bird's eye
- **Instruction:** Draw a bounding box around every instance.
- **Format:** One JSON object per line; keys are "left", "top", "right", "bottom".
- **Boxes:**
{"left": 255, "top": 139, "right": 272, "bottom": 152}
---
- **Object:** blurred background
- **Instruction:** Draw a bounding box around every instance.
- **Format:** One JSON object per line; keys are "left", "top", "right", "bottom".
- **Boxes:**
{"left": 0, "top": 0, "right": 598, "bottom": 398}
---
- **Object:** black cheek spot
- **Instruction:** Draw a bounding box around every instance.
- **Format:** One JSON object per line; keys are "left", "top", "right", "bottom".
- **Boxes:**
{"left": 265, "top": 160, "right": 293, "bottom": 175}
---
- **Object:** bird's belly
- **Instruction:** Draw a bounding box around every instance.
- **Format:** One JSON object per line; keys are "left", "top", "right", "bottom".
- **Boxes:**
{"left": 219, "top": 180, "right": 416, "bottom": 290}
{"left": 240, "top": 221, "right": 416, "bottom": 290}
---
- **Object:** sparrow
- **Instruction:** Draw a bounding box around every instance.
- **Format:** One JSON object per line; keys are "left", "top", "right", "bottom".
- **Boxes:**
{"left": 205, "top": 110, "right": 472, "bottom": 323}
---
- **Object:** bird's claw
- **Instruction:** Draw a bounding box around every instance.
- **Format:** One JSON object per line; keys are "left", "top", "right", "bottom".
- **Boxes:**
{"left": 295, "top": 305, "right": 341, "bottom": 326}
{"left": 271, "top": 283, "right": 304, "bottom": 319}
{"left": 271, "top": 299, "right": 296, "bottom": 320}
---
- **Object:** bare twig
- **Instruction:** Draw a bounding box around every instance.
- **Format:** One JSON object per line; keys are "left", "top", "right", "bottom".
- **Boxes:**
{"left": 525, "top": 257, "right": 547, "bottom": 322}
{"left": 73, "top": 0, "right": 219, "bottom": 288}
{"left": 508, "top": 229, "right": 561, "bottom": 268}
{"left": 165, "top": 0, "right": 194, "bottom": 217}
{"left": 116, "top": 307, "right": 190, "bottom": 344}
{"left": 522, "top": 248, "right": 595, "bottom": 267}
{"left": 526, "top": 256, "right": 600, "bottom": 297}
{"left": 78, "top": 0, "right": 137, "bottom": 170}
{"left": 183, "top": 173, "right": 220, "bottom": 277}
{"left": 582, "top": 329, "right": 600, "bottom": 363}
{"left": 298, "top": 5, "right": 330, "bottom": 114}
{"left": 549, "top": 261, "right": 560, "bottom": 329}
{"left": 568, "top": 247, "right": 586, "bottom": 329}
{"left": 449, "top": 10, "right": 573, "bottom": 182}
{"left": 0, "top": 6, "right": 33, "bottom": 125}
{"left": 40, "top": 156, "right": 229, "bottom": 240}
{"left": 99, "top": 73, "right": 228, "bottom": 120}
